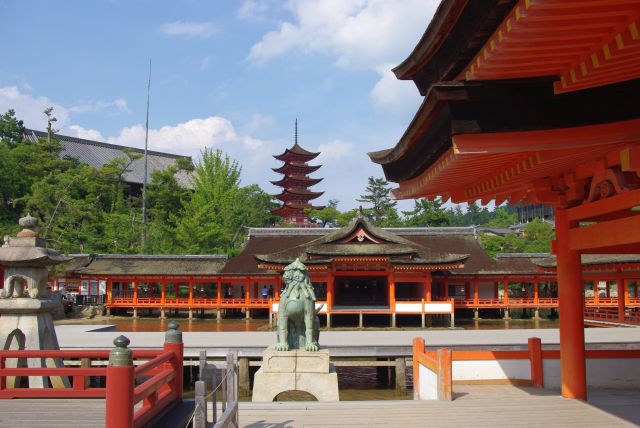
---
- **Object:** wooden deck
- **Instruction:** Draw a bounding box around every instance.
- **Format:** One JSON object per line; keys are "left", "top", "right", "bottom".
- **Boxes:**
{"left": 236, "top": 386, "right": 640, "bottom": 427}
{"left": 1, "top": 386, "right": 637, "bottom": 427}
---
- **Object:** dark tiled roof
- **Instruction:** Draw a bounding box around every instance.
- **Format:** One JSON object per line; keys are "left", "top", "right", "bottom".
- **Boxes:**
{"left": 245, "top": 217, "right": 469, "bottom": 270}
{"left": 67, "top": 254, "right": 227, "bottom": 276}
{"left": 533, "top": 254, "right": 640, "bottom": 269}
{"left": 24, "top": 129, "right": 193, "bottom": 188}
{"left": 491, "top": 253, "right": 553, "bottom": 276}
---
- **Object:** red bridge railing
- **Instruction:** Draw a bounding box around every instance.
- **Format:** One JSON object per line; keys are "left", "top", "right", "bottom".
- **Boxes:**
{"left": 0, "top": 322, "right": 184, "bottom": 428}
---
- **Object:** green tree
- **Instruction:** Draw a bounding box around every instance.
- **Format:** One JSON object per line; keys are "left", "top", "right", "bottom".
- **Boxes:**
{"left": 0, "top": 109, "right": 25, "bottom": 148}
{"left": 306, "top": 199, "right": 341, "bottom": 227}
{"left": 176, "top": 148, "right": 277, "bottom": 254}
{"left": 356, "top": 177, "right": 400, "bottom": 226}
{"left": 483, "top": 207, "right": 517, "bottom": 227}
{"left": 402, "top": 198, "right": 451, "bottom": 227}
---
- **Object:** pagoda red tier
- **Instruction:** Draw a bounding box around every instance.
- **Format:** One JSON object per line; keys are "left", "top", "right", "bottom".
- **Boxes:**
{"left": 272, "top": 123, "right": 324, "bottom": 226}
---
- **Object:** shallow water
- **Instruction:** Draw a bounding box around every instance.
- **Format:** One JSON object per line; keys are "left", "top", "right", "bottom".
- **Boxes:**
{"left": 59, "top": 315, "right": 560, "bottom": 332}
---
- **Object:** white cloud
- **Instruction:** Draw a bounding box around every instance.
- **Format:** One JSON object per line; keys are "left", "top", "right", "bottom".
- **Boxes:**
{"left": 238, "top": 0, "right": 269, "bottom": 21}
{"left": 248, "top": 0, "right": 438, "bottom": 111}
{"left": 160, "top": 21, "right": 218, "bottom": 38}
{"left": 69, "top": 97, "right": 130, "bottom": 114}
{"left": 67, "top": 125, "right": 104, "bottom": 141}
{"left": 316, "top": 140, "right": 354, "bottom": 163}
{"left": 243, "top": 113, "right": 274, "bottom": 134}
{"left": 0, "top": 85, "right": 69, "bottom": 129}
{"left": 370, "top": 65, "right": 422, "bottom": 114}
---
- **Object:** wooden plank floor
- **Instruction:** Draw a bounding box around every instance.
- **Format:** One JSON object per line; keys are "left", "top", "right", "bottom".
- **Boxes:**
{"left": 235, "top": 386, "right": 640, "bottom": 428}
{"left": 0, "top": 386, "right": 638, "bottom": 427}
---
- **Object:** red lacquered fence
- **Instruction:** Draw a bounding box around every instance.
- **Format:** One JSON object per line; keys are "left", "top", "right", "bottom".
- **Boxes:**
{"left": 0, "top": 322, "right": 184, "bottom": 428}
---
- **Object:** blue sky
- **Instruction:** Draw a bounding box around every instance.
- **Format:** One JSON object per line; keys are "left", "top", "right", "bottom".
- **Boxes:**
{"left": 0, "top": 0, "right": 441, "bottom": 211}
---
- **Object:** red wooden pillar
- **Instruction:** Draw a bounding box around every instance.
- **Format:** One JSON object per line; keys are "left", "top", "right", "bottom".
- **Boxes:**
{"left": 275, "top": 276, "right": 281, "bottom": 300}
{"left": 106, "top": 279, "right": 113, "bottom": 306}
{"left": 161, "top": 280, "right": 166, "bottom": 305}
{"left": 389, "top": 270, "right": 396, "bottom": 311}
{"left": 605, "top": 280, "right": 610, "bottom": 298}
{"left": 503, "top": 278, "right": 509, "bottom": 305}
{"left": 617, "top": 275, "right": 626, "bottom": 322}
{"left": 533, "top": 277, "right": 539, "bottom": 304}
{"left": 188, "top": 280, "right": 193, "bottom": 304}
{"left": 425, "top": 272, "right": 432, "bottom": 302}
{"left": 245, "top": 278, "right": 251, "bottom": 305}
{"left": 326, "top": 272, "right": 334, "bottom": 311}
{"left": 443, "top": 277, "right": 449, "bottom": 300}
{"left": 473, "top": 276, "right": 479, "bottom": 305}
{"left": 556, "top": 209, "right": 586, "bottom": 400}
{"left": 593, "top": 278, "right": 600, "bottom": 304}
{"left": 133, "top": 281, "right": 139, "bottom": 305}
{"left": 216, "top": 278, "right": 222, "bottom": 305}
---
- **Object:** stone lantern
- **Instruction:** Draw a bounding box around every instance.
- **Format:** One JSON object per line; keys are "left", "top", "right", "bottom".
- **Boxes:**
{"left": 0, "top": 214, "right": 70, "bottom": 388}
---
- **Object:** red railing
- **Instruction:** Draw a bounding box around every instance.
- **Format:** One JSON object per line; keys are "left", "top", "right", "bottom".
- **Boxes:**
{"left": 584, "top": 307, "right": 640, "bottom": 325}
{"left": 455, "top": 298, "right": 559, "bottom": 308}
{"left": 0, "top": 325, "right": 184, "bottom": 428}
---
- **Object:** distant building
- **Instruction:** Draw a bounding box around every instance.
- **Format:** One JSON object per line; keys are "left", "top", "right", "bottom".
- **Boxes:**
{"left": 271, "top": 121, "right": 324, "bottom": 226}
{"left": 24, "top": 129, "right": 192, "bottom": 196}
{"left": 517, "top": 204, "right": 554, "bottom": 224}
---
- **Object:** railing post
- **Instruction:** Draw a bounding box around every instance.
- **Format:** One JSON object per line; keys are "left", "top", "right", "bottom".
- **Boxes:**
{"left": 106, "top": 335, "right": 134, "bottom": 428}
{"left": 0, "top": 357, "right": 5, "bottom": 392}
{"left": 412, "top": 337, "right": 425, "bottom": 399}
{"left": 164, "top": 321, "right": 184, "bottom": 400}
{"left": 528, "top": 337, "right": 544, "bottom": 388}
{"left": 437, "top": 348, "right": 452, "bottom": 401}
{"left": 193, "top": 380, "right": 207, "bottom": 428}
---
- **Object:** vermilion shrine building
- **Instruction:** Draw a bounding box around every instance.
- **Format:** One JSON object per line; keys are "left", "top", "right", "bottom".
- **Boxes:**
{"left": 54, "top": 216, "right": 640, "bottom": 327}
{"left": 368, "top": 0, "right": 640, "bottom": 399}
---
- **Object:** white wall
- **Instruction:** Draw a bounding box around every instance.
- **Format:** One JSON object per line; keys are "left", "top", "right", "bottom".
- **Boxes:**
{"left": 452, "top": 360, "right": 531, "bottom": 381}
{"left": 418, "top": 363, "right": 438, "bottom": 400}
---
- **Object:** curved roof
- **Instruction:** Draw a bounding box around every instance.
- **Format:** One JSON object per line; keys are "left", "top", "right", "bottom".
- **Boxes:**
{"left": 271, "top": 174, "right": 323, "bottom": 188}
{"left": 67, "top": 254, "right": 227, "bottom": 276}
{"left": 255, "top": 215, "right": 468, "bottom": 267}
{"left": 272, "top": 163, "right": 321, "bottom": 174}
{"left": 273, "top": 143, "right": 320, "bottom": 161}
{"left": 274, "top": 188, "right": 324, "bottom": 201}
{"left": 270, "top": 202, "right": 325, "bottom": 215}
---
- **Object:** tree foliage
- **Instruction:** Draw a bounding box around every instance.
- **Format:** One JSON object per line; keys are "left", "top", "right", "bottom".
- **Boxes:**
{"left": 0, "top": 109, "right": 276, "bottom": 256}
{"left": 356, "top": 176, "right": 401, "bottom": 226}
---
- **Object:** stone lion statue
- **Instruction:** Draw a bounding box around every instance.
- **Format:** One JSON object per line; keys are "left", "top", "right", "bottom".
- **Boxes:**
{"left": 275, "top": 258, "right": 321, "bottom": 352}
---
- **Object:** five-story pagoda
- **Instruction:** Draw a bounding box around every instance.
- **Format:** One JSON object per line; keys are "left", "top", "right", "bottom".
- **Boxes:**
{"left": 272, "top": 120, "right": 324, "bottom": 226}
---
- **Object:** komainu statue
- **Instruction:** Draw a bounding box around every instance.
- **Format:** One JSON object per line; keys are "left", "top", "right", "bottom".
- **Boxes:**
{"left": 276, "top": 258, "right": 321, "bottom": 352}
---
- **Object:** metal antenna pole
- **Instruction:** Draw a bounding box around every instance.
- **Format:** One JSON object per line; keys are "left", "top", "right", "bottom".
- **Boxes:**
{"left": 141, "top": 59, "right": 151, "bottom": 250}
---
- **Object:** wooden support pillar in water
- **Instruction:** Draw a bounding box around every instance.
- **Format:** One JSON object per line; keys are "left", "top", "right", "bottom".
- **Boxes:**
{"left": 246, "top": 309, "right": 251, "bottom": 320}
{"left": 326, "top": 313, "right": 331, "bottom": 328}
{"left": 359, "top": 312, "right": 363, "bottom": 328}
{"left": 450, "top": 311, "right": 455, "bottom": 328}
{"left": 239, "top": 357, "right": 250, "bottom": 396}
{"left": 395, "top": 357, "right": 406, "bottom": 393}
{"left": 160, "top": 308, "right": 165, "bottom": 319}
{"left": 217, "top": 309, "right": 222, "bottom": 320}
{"left": 133, "top": 308, "right": 138, "bottom": 318}
{"left": 474, "top": 308, "right": 479, "bottom": 320}
{"left": 391, "top": 313, "right": 396, "bottom": 328}
{"left": 503, "top": 308, "right": 510, "bottom": 319}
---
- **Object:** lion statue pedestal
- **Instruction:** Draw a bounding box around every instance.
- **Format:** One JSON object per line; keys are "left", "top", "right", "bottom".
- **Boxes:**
{"left": 252, "top": 347, "right": 339, "bottom": 401}
{"left": 252, "top": 258, "right": 339, "bottom": 402}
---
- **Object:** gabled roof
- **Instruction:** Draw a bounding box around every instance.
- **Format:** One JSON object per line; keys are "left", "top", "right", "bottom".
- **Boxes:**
{"left": 24, "top": 129, "right": 193, "bottom": 188}
{"left": 254, "top": 215, "right": 468, "bottom": 267}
